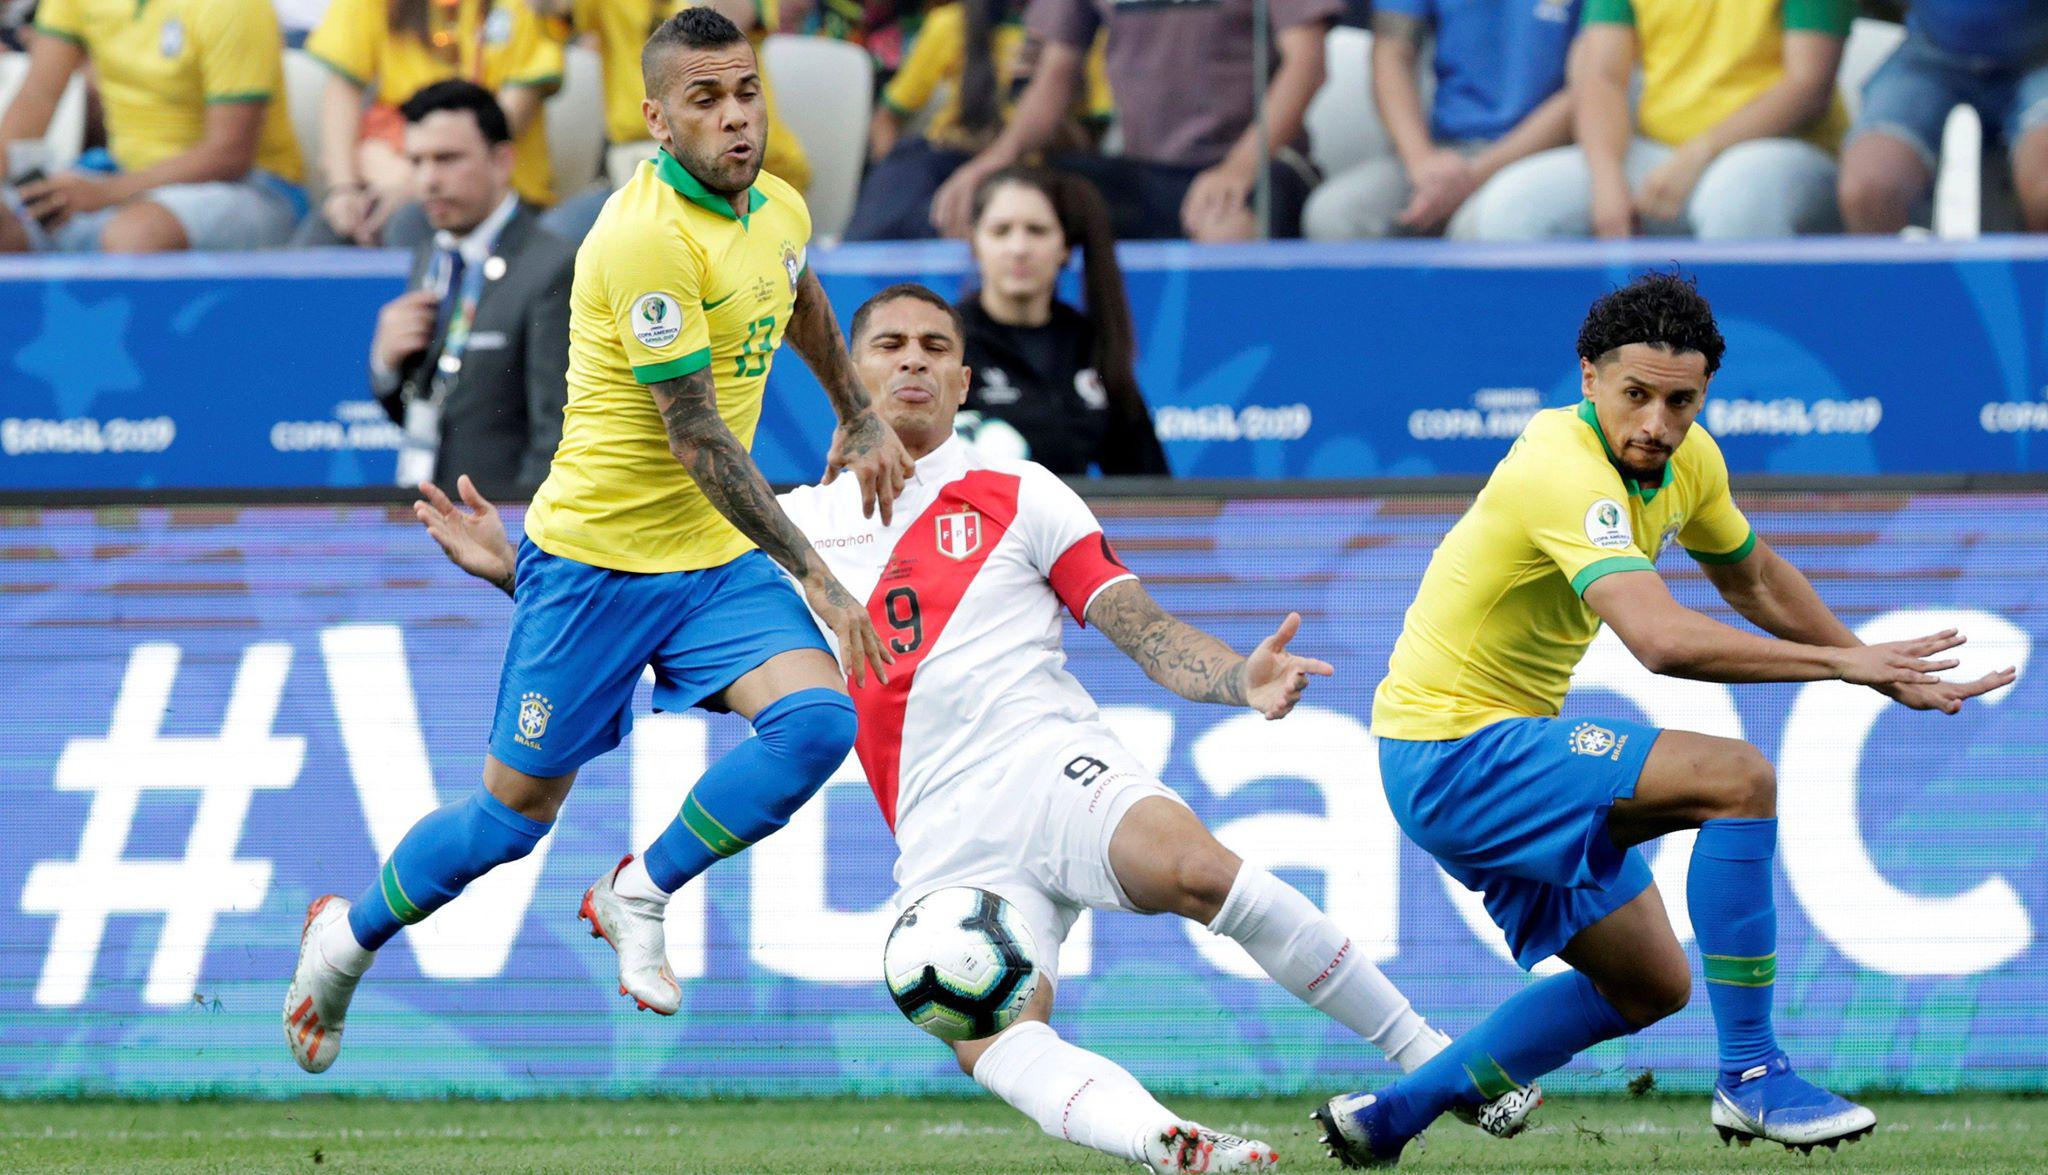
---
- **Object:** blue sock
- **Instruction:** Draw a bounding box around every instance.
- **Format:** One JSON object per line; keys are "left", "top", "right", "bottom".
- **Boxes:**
{"left": 347, "top": 788, "right": 553, "bottom": 951}
{"left": 1379, "top": 970, "right": 1633, "bottom": 1138}
{"left": 641, "top": 688, "right": 856, "bottom": 892}
{"left": 1688, "top": 816, "right": 1780, "bottom": 1075}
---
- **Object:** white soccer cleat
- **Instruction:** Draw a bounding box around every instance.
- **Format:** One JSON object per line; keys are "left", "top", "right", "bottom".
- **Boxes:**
{"left": 283, "top": 895, "right": 362, "bottom": 1073}
{"left": 579, "top": 855, "right": 680, "bottom": 1015}
{"left": 1450, "top": 1080, "right": 1542, "bottom": 1138}
{"left": 1184, "top": 1124, "right": 1280, "bottom": 1171}
{"left": 1137, "top": 1123, "right": 1204, "bottom": 1173}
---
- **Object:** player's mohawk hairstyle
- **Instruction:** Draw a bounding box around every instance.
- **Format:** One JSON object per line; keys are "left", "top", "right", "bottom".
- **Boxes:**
{"left": 1576, "top": 270, "right": 1726, "bottom": 376}
{"left": 642, "top": 7, "right": 748, "bottom": 96}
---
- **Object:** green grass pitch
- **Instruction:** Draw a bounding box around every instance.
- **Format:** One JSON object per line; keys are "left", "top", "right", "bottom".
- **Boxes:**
{"left": 2, "top": 1094, "right": 2041, "bottom": 1173}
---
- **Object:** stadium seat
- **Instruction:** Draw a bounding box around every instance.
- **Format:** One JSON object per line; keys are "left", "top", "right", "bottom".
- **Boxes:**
{"left": 546, "top": 43, "right": 607, "bottom": 199}
{"left": 1305, "top": 26, "right": 1388, "bottom": 179}
{"left": 761, "top": 34, "right": 872, "bottom": 242}
{"left": 1836, "top": 17, "right": 1905, "bottom": 122}
{"left": 0, "top": 56, "right": 88, "bottom": 172}
{"left": 282, "top": 49, "right": 331, "bottom": 201}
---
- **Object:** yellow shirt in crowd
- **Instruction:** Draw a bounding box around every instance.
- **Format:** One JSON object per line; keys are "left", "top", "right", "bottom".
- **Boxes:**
{"left": 550, "top": 0, "right": 810, "bottom": 193}
{"left": 306, "top": 0, "right": 564, "bottom": 204}
{"left": 1372, "top": 401, "right": 1756, "bottom": 742}
{"left": 35, "top": 0, "right": 303, "bottom": 181}
{"left": 526, "top": 149, "right": 810, "bottom": 572}
{"left": 1582, "top": 0, "right": 1853, "bottom": 148}
{"left": 881, "top": 2, "right": 1113, "bottom": 152}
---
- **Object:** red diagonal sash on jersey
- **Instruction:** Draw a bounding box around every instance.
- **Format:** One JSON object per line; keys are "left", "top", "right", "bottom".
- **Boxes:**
{"left": 850, "top": 471, "right": 1022, "bottom": 830}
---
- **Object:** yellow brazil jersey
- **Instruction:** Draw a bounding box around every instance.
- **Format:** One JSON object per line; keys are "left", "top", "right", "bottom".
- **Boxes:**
{"left": 525, "top": 149, "right": 809, "bottom": 573}
{"left": 551, "top": 0, "right": 810, "bottom": 192}
{"left": 306, "top": 0, "right": 564, "bottom": 204}
{"left": 1372, "top": 400, "right": 1756, "bottom": 741}
{"left": 35, "top": 0, "right": 302, "bottom": 181}
{"left": 881, "top": 3, "right": 1113, "bottom": 152}
{"left": 1581, "top": 0, "right": 1853, "bottom": 149}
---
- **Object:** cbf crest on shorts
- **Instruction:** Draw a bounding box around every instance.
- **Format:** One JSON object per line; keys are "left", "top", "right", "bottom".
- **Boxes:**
{"left": 1568, "top": 721, "right": 1628, "bottom": 761}
{"left": 935, "top": 510, "right": 982, "bottom": 560}
{"left": 516, "top": 691, "right": 553, "bottom": 749}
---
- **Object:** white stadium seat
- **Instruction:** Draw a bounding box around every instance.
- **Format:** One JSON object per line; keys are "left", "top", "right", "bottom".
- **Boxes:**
{"left": 546, "top": 43, "right": 607, "bottom": 199}
{"left": 761, "top": 33, "right": 872, "bottom": 242}
{"left": 0, "top": 55, "right": 88, "bottom": 173}
{"left": 282, "top": 49, "right": 332, "bottom": 201}
{"left": 1837, "top": 17, "right": 1906, "bottom": 122}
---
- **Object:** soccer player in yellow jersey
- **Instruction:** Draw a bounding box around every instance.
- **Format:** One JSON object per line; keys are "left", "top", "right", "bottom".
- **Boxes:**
{"left": 1317, "top": 274, "right": 2017, "bottom": 1164}
{"left": 284, "top": 7, "right": 914, "bottom": 1073}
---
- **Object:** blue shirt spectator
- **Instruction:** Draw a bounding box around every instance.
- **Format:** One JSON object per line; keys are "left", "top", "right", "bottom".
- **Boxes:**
{"left": 1839, "top": 0, "right": 2048, "bottom": 234}
{"left": 1304, "top": 0, "right": 1581, "bottom": 239}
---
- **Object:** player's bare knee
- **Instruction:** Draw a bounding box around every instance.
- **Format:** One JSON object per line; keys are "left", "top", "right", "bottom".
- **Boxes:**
{"left": 1725, "top": 744, "right": 1776, "bottom": 818}
{"left": 1171, "top": 844, "right": 1242, "bottom": 924}
{"left": 1606, "top": 964, "right": 1692, "bottom": 1028}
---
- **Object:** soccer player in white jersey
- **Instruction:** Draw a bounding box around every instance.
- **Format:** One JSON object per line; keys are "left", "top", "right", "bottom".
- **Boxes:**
{"left": 415, "top": 283, "right": 1537, "bottom": 1172}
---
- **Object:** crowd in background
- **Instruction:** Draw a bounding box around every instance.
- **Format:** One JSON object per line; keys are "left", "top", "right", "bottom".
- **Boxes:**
{"left": 1, "top": 0, "right": 2044, "bottom": 483}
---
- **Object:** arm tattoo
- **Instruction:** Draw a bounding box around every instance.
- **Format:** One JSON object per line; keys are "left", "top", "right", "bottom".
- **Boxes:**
{"left": 492, "top": 568, "right": 515, "bottom": 597}
{"left": 786, "top": 268, "right": 876, "bottom": 425}
{"left": 650, "top": 368, "right": 824, "bottom": 586}
{"left": 1086, "top": 579, "right": 1248, "bottom": 707}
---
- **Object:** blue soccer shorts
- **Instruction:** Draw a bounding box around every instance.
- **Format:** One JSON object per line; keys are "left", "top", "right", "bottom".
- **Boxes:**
{"left": 1379, "top": 715, "right": 1662, "bottom": 968}
{"left": 488, "top": 541, "right": 832, "bottom": 778}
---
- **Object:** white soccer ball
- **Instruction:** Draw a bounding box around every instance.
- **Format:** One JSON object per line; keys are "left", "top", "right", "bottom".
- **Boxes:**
{"left": 883, "top": 886, "right": 1041, "bottom": 1042}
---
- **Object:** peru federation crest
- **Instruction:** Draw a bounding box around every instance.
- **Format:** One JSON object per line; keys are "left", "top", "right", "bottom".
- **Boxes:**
{"left": 934, "top": 510, "right": 982, "bottom": 561}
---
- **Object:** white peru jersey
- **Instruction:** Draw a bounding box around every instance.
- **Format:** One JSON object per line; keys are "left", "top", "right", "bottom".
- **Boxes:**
{"left": 776, "top": 437, "right": 1136, "bottom": 829}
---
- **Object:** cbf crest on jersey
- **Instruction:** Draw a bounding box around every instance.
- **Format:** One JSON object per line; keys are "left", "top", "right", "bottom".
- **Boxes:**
{"left": 935, "top": 510, "right": 982, "bottom": 561}
{"left": 782, "top": 243, "right": 803, "bottom": 291}
{"left": 1568, "top": 721, "right": 1627, "bottom": 760}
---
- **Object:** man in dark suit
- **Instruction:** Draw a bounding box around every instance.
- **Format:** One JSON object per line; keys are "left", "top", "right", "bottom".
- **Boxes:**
{"left": 371, "top": 80, "right": 575, "bottom": 497}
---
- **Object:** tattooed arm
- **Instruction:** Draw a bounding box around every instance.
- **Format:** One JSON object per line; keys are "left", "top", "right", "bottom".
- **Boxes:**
{"left": 651, "top": 368, "right": 892, "bottom": 684}
{"left": 1084, "top": 579, "right": 1333, "bottom": 719}
{"left": 785, "top": 266, "right": 915, "bottom": 521}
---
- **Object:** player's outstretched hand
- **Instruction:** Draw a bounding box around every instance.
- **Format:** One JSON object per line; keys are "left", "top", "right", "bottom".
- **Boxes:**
{"left": 806, "top": 574, "right": 894, "bottom": 687}
{"left": 1883, "top": 666, "right": 2018, "bottom": 714}
{"left": 414, "top": 475, "right": 517, "bottom": 594}
{"left": 1244, "top": 612, "right": 1335, "bottom": 720}
{"left": 1834, "top": 629, "right": 1965, "bottom": 689}
{"left": 824, "top": 409, "right": 917, "bottom": 525}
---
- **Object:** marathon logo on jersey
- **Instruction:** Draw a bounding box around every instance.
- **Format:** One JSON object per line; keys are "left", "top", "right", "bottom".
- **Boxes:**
{"left": 934, "top": 510, "right": 982, "bottom": 561}
{"left": 516, "top": 692, "right": 553, "bottom": 749}
{"left": 1568, "top": 721, "right": 1627, "bottom": 761}
{"left": 1584, "top": 498, "right": 1633, "bottom": 550}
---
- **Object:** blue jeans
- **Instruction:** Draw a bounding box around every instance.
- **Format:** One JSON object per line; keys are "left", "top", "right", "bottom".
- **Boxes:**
{"left": 1851, "top": 28, "right": 2048, "bottom": 166}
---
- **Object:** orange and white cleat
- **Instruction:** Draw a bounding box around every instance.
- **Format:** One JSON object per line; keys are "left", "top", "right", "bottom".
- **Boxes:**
{"left": 1185, "top": 1124, "right": 1280, "bottom": 1171}
{"left": 578, "top": 855, "right": 681, "bottom": 1015}
{"left": 283, "top": 895, "right": 363, "bottom": 1073}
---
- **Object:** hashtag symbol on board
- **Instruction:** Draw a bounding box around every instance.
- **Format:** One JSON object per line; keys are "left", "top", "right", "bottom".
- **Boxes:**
{"left": 20, "top": 643, "right": 305, "bottom": 1007}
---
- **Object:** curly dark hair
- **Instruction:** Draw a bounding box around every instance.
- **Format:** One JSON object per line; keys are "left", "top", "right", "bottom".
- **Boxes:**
{"left": 1576, "top": 271, "right": 1726, "bottom": 375}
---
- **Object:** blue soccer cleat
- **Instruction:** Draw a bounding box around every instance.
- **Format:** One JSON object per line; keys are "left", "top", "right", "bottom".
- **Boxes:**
{"left": 1711, "top": 1053, "right": 1877, "bottom": 1153}
{"left": 1313, "top": 1091, "right": 1418, "bottom": 1168}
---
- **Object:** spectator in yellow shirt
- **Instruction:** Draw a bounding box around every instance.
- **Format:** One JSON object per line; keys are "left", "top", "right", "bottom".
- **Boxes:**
{"left": 299, "top": 0, "right": 564, "bottom": 246}
{"left": 0, "top": 0, "right": 305, "bottom": 251}
{"left": 843, "top": 0, "right": 1111, "bottom": 240}
{"left": 1468, "top": 0, "right": 1852, "bottom": 240}
{"left": 530, "top": 0, "right": 810, "bottom": 243}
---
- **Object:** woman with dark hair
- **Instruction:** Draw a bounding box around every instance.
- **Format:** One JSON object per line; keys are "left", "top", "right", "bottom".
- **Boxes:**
{"left": 955, "top": 166, "right": 1169, "bottom": 476}
{"left": 843, "top": 0, "right": 1109, "bottom": 241}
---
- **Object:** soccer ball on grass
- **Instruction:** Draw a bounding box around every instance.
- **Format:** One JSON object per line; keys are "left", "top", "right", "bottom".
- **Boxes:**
{"left": 883, "top": 886, "right": 1041, "bottom": 1041}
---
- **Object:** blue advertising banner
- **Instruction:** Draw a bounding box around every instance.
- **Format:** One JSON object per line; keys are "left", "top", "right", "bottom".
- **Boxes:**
{"left": 2, "top": 489, "right": 2043, "bottom": 1097}
{"left": 6, "top": 238, "right": 2048, "bottom": 489}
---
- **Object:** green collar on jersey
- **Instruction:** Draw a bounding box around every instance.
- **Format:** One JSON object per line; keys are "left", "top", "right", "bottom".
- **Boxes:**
{"left": 655, "top": 148, "right": 767, "bottom": 226}
{"left": 1575, "top": 397, "right": 1666, "bottom": 504}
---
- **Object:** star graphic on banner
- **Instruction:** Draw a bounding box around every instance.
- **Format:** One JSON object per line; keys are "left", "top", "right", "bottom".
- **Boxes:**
{"left": 11, "top": 284, "right": 143, "bottom": 417}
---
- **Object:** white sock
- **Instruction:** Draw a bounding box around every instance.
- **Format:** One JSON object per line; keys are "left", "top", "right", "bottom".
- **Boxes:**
{"left": 613, "top": 854, "right": 671, "bottom": 905}
{"left": 317, "top": 909, "right": 375, "bottom": 978}
{"left": 971, "top": 1021, "right": 1182, "bottom": 1162}
{"left": 1208, "top": 864, "right": 1443, "bottom": 1073}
